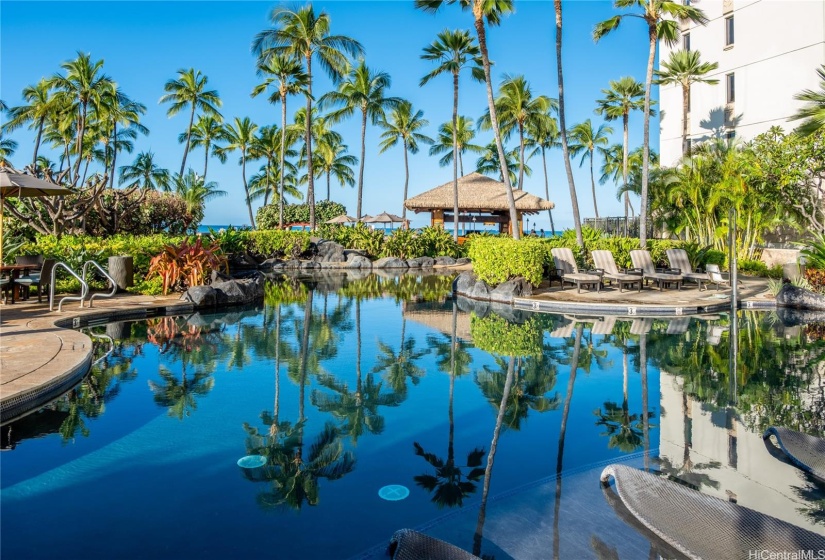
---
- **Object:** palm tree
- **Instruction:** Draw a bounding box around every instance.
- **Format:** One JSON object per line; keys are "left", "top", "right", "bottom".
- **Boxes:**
{"left": 478, "top": 74, "right": 556, "bottom": 190}
{"left": 173, "top": 169, "right": 227, "bottom": 228}
{"left": 159, "top": 68, "right": 222, "bottom": 177}
{"left": 568, "top": 119, "right": 614, "bottom": 218}
{"left": 119, "top": 151, "right": 171, "bottom": 191}
{"left": 554, "top": 0, "right": 584, "bottom": 247}
{"left": 525, "top": 109, "right": 560, "bottom": 233}
{"left": 429, "top": 116, "right": 484, "bottom": 176}
{"left": 0, "top": 133, "right": 17, "bottom": 166}
{"left": 320, "top": 60, "right": 402, "bottom": 219}
{"left": 372, "top": 316, "right": 429, "bottom": 398}
{"left": 250, "top": 124, "right": 300, "bottom": 207}
{"left": 148, "top": 365, "right": 215, "bottom": 420}
{"left": 220, "top": 116, "right": 259, "bottom": 227}
{"left": 314, "top": 135, "right": 357, "bottom": 201}
{"left": 415, "top": 0, "right": 520, "bottom": 239}
{"left": 47, "top": 52, "right": 114, "bottom": 185}
{"left": 378, "top": 100, "right": 433, "bottom": 221}
{"left": 655, "top": 50, "right": 719, "bottom": 156}
{"left": 420, "top": 29, "right": 482, "bottom": 240}
{"left": 791, "top": 65, "right": 825, "bottom": 135}
{"left": 185, "top": 114, "right": 226, "bottom": 182}
{"left": 252, "top": 53, "right": 308, "bottom": 227}
{"left": 594, "top": 0, "right": 708, "bottom": 246}
{"left": 99, "top": 85, "right": 147, "bottom": 188}
{"left": 595, "top": 76, "right": 647, "bottom": 220}
{"left": 476, "top": 141, "right": 527, "bottom": 186}
{"left": 253, "top": 5, "right": 364, "bottom": 230}
{"left": 2, "top": 79, "right": 55, "bottom": 168}
{"left": 248, "top": 159, "right": 301, "bottom": 207}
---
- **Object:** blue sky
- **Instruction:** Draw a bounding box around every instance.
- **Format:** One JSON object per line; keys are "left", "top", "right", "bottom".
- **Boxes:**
{"left": 1, "top": 0, "right": 659, "bottom": 230}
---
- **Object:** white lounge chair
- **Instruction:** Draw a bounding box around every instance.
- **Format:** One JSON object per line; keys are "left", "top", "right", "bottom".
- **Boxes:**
{"left": 706, "top": 264, "right": 731, "bottom": 290}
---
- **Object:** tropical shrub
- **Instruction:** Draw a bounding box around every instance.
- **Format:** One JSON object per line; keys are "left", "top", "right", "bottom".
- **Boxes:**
{"left": 246, "top": 230, "right": 311, "bottom": 259}
{"left": 470, "top": 314, "right": 543, "bottom": 357}
{"left": 206, "top": 226, "right": 251, "bottom": 255}
{"left": 738, "top": 259, "right": 781, "bottom": 277}
{"left": 469, "top": 237, "right": 548, "bottom": 286}
{"left": 147, "top": 237, "right": 228, "bottom": 295}
{"left": 804, "top": 268, "right": 825, "bottom": 293}
{"left": 347, "top": 224, "right": 385, "bottom": 258}
{"left": 256, "top": 200, "right": 347, "bottom": 229}
{"left": 381, "top": 228, "right": 421, "bottom": 259}
{"left": 801, "top": 234, "right": 825, "bottom": 270}
{"left": 417, "top": 226, "right": 463, "bottom": 258}
{"left": 699, "top": 249, "right": 726, "bottom": 268}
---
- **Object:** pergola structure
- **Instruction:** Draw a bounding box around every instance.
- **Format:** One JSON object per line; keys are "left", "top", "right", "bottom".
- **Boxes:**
{"left": 404, "top": 172, "right": 554, "bottom": 235}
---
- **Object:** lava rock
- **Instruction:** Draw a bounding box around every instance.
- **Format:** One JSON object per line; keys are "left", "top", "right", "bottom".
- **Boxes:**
{"left": 283, "top": 259, "right": 302, "bottom": 269}
{"left": 345, "top": 255, "right": 372, "bottom": 269}
{"left": 453, "top": 271, "right": 477, "bottom": 295}
{"left": 455, "top": 257, "right": 471, "bottom": 265}
{"left": 211, "top": 274, "right": 266, "bottom": 306}
{"left": 373, "top": 257, "right": 409, "bottom": 269}
{"left": 259, "top": 258, "right": 282, "bottom": 270}
{"left": 435, "top": 256, "right": 456, "bottom": 266}
{"left": 489, "top": 277, "right": 532, "bottom": 304}
{"left": 301, "top": 261, "right": 321, "bottom": 270}
{"left": 776, "top": 284, "right": 825, "bottom": 311}
{"left": 211, "top": 270, "right": 232, "bottom": 283}
{"left": 406, "top": 258, "right": 422, "bottom": 269}
{"left": 418, "top": 256, "right": 435, "bottom": 268}
{"left": 181, "top": 285, "right": 217, "bottom": 307}
{"left": 314, "top": 240, "right": 346, "bottom": 263}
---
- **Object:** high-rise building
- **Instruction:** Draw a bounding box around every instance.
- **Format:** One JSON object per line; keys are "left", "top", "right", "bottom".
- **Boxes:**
{"left": 658, "top": 0, "right": 825, "bottom": 166}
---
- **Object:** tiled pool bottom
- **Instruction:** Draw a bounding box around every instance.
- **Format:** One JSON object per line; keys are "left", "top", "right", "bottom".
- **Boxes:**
{"left": 353, "top": 455, "right": 660, "bottom": 560}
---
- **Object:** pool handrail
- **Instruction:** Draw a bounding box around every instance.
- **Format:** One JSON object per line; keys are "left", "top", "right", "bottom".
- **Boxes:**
{"left": 50, "top": 261, "right": 88, "bottom": 312}
{"left": 81, "top": 260, "right": 117, "bottom": 308}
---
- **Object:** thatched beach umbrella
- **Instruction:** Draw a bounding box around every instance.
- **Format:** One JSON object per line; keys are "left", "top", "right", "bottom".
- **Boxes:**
{"left": 325, "top": 214, "right": 357, "bottom": 224}
{"left": 0, "top": 167, "right": 71, "bottom": 264}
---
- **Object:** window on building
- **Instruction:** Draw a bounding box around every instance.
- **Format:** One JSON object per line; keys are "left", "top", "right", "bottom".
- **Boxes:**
{"left": 725, "top": 130, "right": 736, "bottom": 142}
{"left": 725, "top": 16, "right": 734, "bottom": 46}
{"left": 726, "top": 73, "right": 735, "bottom": 103}
{"left": 683, "top": 32, "right": 691, "bottom": 51}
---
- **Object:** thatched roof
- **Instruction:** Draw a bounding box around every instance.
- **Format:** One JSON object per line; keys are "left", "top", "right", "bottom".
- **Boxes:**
{"left": 405, "top": 172, "right": 554, "bottom": 213}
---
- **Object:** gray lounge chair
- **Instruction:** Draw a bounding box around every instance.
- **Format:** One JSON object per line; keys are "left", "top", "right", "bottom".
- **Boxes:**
{"left": 630, "top": 250, "right": 683, "bottom": 291}
{"left": 763, "top": 426, "right": 825, "bottom": 480}
{"left": 551, "top": 247, "right": 602, "bottom": 293}
{"left": 665, "top": 317, "right": 690, "bottom": 335}
{"left": 591, "top": 250, "right": 643, "bottom": 292}
{"left": 591, "top": 315, "right": 617, "bottom": 336}
{"left": 388, "top": 529, "right": 479, "bottom": 560}
{"left": 600, "top": 464, "right": 825, "bottom": 560}
{"left": 666, "top": 248, "right": 709, "bottom": 290}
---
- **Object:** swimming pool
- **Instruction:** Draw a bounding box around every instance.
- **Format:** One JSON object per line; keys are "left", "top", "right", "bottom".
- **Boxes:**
{"left": 2, "top": 272, "right": 823, "bottom": 558}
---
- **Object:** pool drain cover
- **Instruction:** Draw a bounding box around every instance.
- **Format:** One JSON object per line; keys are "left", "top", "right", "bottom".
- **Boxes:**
{"left": 379, "top": 484, "right": 409, "bottom": 501}
{"left": 237, "top": 455, "right": 267, "bottom": 468}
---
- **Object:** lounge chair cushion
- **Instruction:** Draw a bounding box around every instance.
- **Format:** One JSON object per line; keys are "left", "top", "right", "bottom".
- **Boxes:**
{"left": 601, "top": 464, "right": 825, "bottom": 560}
{"left": 388, "top": 529, "right": 479, "bottom": 560}
{"left": 763, "top": 426, "right": 825, "bottom": 480}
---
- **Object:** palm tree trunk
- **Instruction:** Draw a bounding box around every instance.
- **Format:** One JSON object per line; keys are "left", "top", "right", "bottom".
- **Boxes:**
{"left": 542, "top": 147, "right": 556, "bottom": 234}
{"left": 473, "top": 5, "right": 519, "bottom": 240}
{"left": 640, "top": 24, "right": 657, "bottom": 247}
{"left": 280, "top": 92, "right": 288, "bottom": 229}
{"left": 459, "top": 152, "right": 464, "bottom": 177}
{"left": 682, "top": 84, "right": 690, "bottom": 157}
{"left": 32, "top": 117, "right": 45, "bottom": 170}
{"left": 180, "top": 105, "right": 195, "bottom": 177}
{"left": 109, "top": 122, "right": 118, "bottom": 189}
{"left": 640, "top": 331, "right": 650, "bottom": 471}
{"left": 242, "top": 153, "right": 256, "bottom": 228}
{"left": 473, "top": 355, "right": 517, "bottom": 557}
{"left": 357, "top": 107, "right": 367, "bottom": 219}
{"left": 305, "top": 55, "right": 316, "bottom": 230}
{"left": 518, "top": 124, "right": 525, "bottom": 190}
{"left": 448, "top": 300, "right": 457, "bottom": 465}
{"left": 622, "top": 112, "right": 630, "bottom": 223}
{"left": 402, "top": 138, "right": 410, "bottom": 221}
{"left": 327, "top": 171, "right": 331, "bottom": 202}
{"left": 553, "top": 324, "right": 582, "bottom": 560}
{"left": 590, "top": 149, "right": 599, "bottom": 218}
{"left": 452, "top": 73, "right": 460, "bottom": 241}
{"left": 203, "top": 139, "right": 211, "bottom": 181}
{"left": 264, "top": 155, "right": 272, "bottom": 207}
{"left": 274, "top": 305, "right": 281, "bottom": 429}
{"left": 356, "top": 298, "right": 362, "bottom": 397}
{"left": 554, "top": 0, "right": 583, "bottom": 247}
{"left": 72, "top": 101, "right": 88, "bottom": 185}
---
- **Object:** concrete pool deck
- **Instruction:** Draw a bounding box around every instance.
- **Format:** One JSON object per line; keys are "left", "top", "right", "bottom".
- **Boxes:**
{"left": 0, "top": 275, "right": 774, "bottom": 424}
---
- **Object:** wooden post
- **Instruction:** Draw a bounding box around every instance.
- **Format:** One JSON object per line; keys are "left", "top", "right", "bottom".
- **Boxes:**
{"left": 108, "top": 255, "right": 133, "bottom": 292}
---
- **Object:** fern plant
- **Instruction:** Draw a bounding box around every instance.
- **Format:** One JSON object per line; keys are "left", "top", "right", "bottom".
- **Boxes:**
{"left": 801, "top": 234, "right": 825, "bottom": 270}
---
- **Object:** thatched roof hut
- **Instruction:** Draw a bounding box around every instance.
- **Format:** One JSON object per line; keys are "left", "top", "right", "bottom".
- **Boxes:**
{"left": 404, "top": 172, "right": 553, "bottom": 234}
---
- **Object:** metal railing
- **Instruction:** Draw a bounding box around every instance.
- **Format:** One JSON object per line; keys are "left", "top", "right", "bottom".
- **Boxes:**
{"left": 50, "top": 262, "right": 88, "bottom": 312}
{"left": 82, "top": 260, "right": 117, "bottom": 308}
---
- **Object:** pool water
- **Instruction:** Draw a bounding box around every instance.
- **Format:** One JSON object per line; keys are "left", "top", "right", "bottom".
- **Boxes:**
{"left": 2, "top": 272, "right": 823, "bottom": 558}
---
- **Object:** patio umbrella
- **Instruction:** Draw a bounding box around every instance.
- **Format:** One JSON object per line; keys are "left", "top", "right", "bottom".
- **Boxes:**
{"left": 0, "top": 167, "right": 71, "bottom": 264}
{"left": 364, "top": 211, "right": 405, "bottom": 231}
{"left": 325, "top": 214, "right": 357, "bottom": 224}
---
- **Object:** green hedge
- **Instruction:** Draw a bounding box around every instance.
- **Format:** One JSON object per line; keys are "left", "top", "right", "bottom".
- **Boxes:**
{"left": 468, "top": 237, "right": 548, "bottom": 286}
{"left": 246, "top": 230, "right": 311, "bottom": 259}
{"left": 257, "top": 200, "right": 346, "bottom": 229}
{"left": 470, "top": 314, "right": 543, "bottom": 357}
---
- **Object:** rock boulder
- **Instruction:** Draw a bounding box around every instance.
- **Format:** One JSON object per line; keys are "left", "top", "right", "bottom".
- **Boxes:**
{"left": 776, "top": 284, "right": 825, "bottom": 311}
{"left": 373, "top": 257, "right": 409, "bottom": 269}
